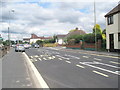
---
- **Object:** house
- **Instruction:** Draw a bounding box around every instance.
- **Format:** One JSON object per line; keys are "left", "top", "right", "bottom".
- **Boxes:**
{"left": 23, "top": 34, "right": 52, "bottom": 44}
{"left": 66, "top": 27, "right": 86, "bottom": 38}
{"left": 105, "top": 4, "right": 120, "bottom": 51}
{"left": 56, "top": 34, "right": 66, "bottom": 45}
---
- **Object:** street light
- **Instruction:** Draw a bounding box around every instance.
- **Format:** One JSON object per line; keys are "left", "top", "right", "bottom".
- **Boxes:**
{"left": 8, "top": 9, "right": 15, "bottom": 47}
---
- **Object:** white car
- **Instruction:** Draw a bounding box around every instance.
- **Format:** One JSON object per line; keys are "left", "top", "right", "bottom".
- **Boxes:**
{"left": 15, "top": 44, "right": 25, "bottom": 52}
{"left": 34, "top": 44, "right": 39, "bottom": 48}
{"left": 24, "top": 44, "right": 31, "bottom": 49}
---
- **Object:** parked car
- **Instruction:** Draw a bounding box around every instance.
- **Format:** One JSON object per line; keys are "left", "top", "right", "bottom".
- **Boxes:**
{"left": 24, "top": 44, "right": 31, "bottom": 49}
{"left": 34, "top": 44, "right": 39, "bottom": 48}
{"left": 11, "top": 44, "right": 16, "bottom": 48}
{"left": 15, "top": 44, "right": 25, "bottom": 52}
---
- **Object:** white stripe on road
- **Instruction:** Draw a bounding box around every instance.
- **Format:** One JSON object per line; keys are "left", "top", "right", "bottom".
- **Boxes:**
{"left": 56, "top": 55, "right": 70, "bottom": 60}
{"left": 43, "top": 58, "right": 47, "bottom": 60}
{"left": 80, "top": 62, "right": 120, "bottom": 75}
{"left": 65, "top": 54, "right": 80, "bottom": 59}
{"left": 83, "top": 56, "right": 89, "bottom": 58}
{"left": 93, "top": 70, "right": 109, "bottom": 77}
{"left": 65, "top": 61, "right": 71, "bottom": 64}
{"left": 76, "top": 64, "right": 85, "bottom": 68}
{"left": 58, "top": 58, "right": 63, "bottom": 60}
{"left": 23, "top": 52, "right": 49, "bottom": 88}
{"left": 94, "top": 58, "right": 102, "bottom": 61}
{"left": 34, "top": 55, "right": 39, "bottom": 58}
{"left": 38, "top": 58, "right": 42, "bottom": 61}
{"left": 110, "top": 61, "right": 120, "bottom": 64}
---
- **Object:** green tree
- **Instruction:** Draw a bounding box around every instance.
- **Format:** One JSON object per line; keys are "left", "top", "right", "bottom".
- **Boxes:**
{"left": 36, "top": 40, "right": 43, "bottom": 45}
{"left": 93, "top": 24, "right": 102, "bottom": 34}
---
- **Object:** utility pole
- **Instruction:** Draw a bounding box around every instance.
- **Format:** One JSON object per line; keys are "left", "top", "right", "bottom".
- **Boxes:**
{"left": 94, "top": 0, "right": 97, "bottom": 51}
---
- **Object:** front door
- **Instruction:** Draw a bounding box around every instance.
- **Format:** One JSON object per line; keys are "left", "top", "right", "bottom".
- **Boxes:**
{"left": 109, "top": 34, "right": 114, "bottom": 51}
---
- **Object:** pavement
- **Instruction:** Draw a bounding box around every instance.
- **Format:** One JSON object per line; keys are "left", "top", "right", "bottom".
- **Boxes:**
{"left": 2, "top": 48, "right": 36, "bottom": 88}
{"left": 25, "top": 47, "right": 120, "bottom": 88}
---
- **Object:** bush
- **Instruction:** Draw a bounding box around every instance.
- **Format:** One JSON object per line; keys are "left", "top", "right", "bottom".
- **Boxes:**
{"left": 83, "top": 33, "right": 95, "bottom": 43}
{"left": 67, "top": 35, "right": 83, "bottom": 44}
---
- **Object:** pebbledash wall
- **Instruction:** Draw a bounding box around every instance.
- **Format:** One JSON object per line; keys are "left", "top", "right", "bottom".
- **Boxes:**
{"left": 66, "top": 40, "right": 101, "bottom": 51}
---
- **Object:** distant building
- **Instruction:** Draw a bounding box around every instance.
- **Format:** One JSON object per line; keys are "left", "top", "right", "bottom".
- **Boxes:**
{"left": 56, "top": 34, "right": 66, "bottom": 45}
{"left": 105, "top": 4, "right": 120, "bottom": 51}
{"left": 23, "top": 34, "right": 52, "bottom": 44}
{"left": 66, "top": 27, "right": 86, "bottom": 38}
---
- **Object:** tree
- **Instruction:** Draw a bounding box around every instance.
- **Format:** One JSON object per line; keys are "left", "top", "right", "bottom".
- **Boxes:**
{"left": 36, "top": 40, "right": 43, "bottom": 45}
{"left": 93, "top": 24, "right": 102, "bottom": 34}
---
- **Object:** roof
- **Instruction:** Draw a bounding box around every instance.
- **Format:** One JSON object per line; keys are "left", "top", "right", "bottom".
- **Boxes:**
{"left": 105, "top": 4, "right": 120, "bottom": 17}
{"left": 66, "top": 29, "right": 86, "bottom": 38}
{"left": 57, "top": 35, "right": 66, "bottom": 38}
{"left": 23, "top": 38, "right": 30, "bottom": 40}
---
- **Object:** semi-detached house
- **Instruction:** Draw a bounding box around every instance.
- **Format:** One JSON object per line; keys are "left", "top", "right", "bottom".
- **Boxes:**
{"left": 105, "top": 4, "right": 120, "bottom": 51}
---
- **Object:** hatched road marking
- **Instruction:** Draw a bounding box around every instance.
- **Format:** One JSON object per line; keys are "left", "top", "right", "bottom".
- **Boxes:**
{"left": 94, "top": 58, "right": 102, "bottom": 61}
{"left": 83, "top": 56, "right": 89, "bottom": 58}
{"left": 110, "top": 61, "right": 120, "bottom": 65}
{"left": 80, "top": 62, "right": 120, "bottom": 75}
{"left": 76, "top": 64, "right": 85, "bottom": 68}
{"left": 65, "top": 61, "right": 71, "bottom": 64}
{"left": 38, "top": 58, "right": 42, "bottom": 61}
{"left": 93, "top": 70, "right": 109, "bottom": 77}
{"left": 58, "top": 58, "right": 63, "bottom": 60}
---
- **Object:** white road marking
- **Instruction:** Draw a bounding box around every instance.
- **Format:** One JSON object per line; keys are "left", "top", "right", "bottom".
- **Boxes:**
{"left": 76, "top": 64, "right": 85, "bottom": 68}
{"left": 34, "top": 59, "right": 38, "bottom": 61}
{"left": 65, "top": 54, "right": 80, "bottom": 59}
{"left": 34, "top": 55, "right": 39, "bottom": 58}
{"left": 56, "top": 55, "right": 70, "bottom": 60}
{"left": 58, "top": 58, "right": 62, "bottom": 60}
{"left": 23, "top": 52, "right": 49, "bottom": 88}
{"left": 38, "top": 58, "right": 42, "bottom": 61}
{"left": 110, "top": 61, "right": 120, "bottom": 64}
{"left": 80, "top": 62, "right": 120, "bottom": 75}
{"left": 93, "top": 70, "right": 109, "bottom": 77}
{"left": 94, "top": 58, "right": 102, "bottom": 61}
{"left": 52, "top": 56, "right": 55, "bottom": 59}
{"left": 115, "top": 71, "right": 120, "bottom": 74}
{"left": 43, "top": 58, "right": 47, "bottom": 60}
{"left": 80, "top": 61, "right": 120, "bottom": 69}
{"left": 83, "top": 56, "right": 89, "bottom": 58}
{"left": 30, "top": 56, "right": 33, "bottom": 58}
{"left": 65, "top": 61, "right": 71, "bottom": 64}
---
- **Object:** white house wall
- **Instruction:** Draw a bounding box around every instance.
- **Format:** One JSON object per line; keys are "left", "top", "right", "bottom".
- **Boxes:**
{"left": 30, "top": 39, "right": 41, "bottom": 43}
{"left": 106, "top": 13, "right": 119, "bottom": 49}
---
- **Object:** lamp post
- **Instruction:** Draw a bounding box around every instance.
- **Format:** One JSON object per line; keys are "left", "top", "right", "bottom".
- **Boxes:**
{"left": 8, "top": 9, "right": 15, "bottom": 47}
{"left": 94, "top": 0, "right": 97, "bottom": 51}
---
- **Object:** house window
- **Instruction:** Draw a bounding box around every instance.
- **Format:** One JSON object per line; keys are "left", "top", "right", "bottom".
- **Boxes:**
{"left": 118, "top": 33, "right": 120, "bottom": 42}
{"left": 107, "top": 15, "right": 113, "bottom": 25}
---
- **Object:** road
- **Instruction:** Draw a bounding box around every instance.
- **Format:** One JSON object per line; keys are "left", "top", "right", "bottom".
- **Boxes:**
{"left": 25, "top": 47, "right": 119, "bottom": 88}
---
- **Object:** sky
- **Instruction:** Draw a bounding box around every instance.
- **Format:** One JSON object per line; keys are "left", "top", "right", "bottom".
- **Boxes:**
{"left": 0, "top": 0, "right": 119, "bottom": 40}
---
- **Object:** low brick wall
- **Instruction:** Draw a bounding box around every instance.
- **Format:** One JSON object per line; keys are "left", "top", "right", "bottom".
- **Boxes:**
{"left": 66, "top": 40, "right": 101, "bottom": 51}
{"left": 66, "top": 44, "right": 81, "bottom": 49}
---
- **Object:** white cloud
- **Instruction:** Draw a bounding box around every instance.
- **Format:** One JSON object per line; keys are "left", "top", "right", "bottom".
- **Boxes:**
{"left": 0, "top": 0, "right": 118, "bottom": 40}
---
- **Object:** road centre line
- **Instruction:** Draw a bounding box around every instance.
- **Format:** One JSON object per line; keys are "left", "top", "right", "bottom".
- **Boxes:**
{"left": 76, "top": 64, "right": 85, "bottom": 68}
{"left": 110, "top": 61, "right": 120, "bottom": 64}
{"left": 65, "top": 54, "right": 80, "bottom": 59}
{"left": 65, "top": 61, "right": 71, "bottom": 63}
{"left": 93, "top": 70, "right": 109, "bottom": 77}
{"left": 79, "top": 62, "right": 120, "bottom": 75}
{"left": 56, "top": 55, "right": 70, "bottom": 60}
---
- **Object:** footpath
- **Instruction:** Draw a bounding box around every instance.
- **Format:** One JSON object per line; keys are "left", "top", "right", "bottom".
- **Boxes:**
{"left": 2, "top": 48, "right": 36, "bottom": 88}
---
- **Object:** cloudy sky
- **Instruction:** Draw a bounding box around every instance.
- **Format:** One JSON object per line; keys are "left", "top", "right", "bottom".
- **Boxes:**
{"left": 0, "top": 0, "right": 119, "bottom": 40}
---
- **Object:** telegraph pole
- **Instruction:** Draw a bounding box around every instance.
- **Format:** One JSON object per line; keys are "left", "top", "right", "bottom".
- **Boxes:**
{"left": 94, "top": 0, "right": 97, "bottom": 51}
